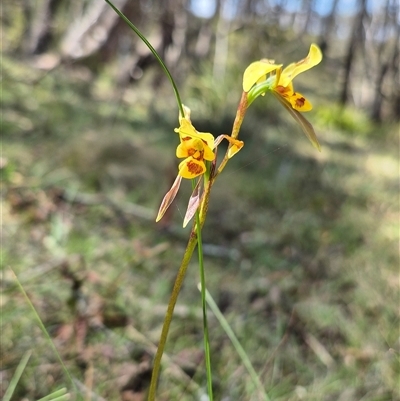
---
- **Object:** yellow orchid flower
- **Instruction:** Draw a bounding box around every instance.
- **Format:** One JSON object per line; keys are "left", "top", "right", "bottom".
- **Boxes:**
{"left": 176, "top": 135, "right": 215, "bottom": 179}
{"left": 243, "top": 44, "right": 322, "bottom": 111}
{"left": 156, "top": 109, "right": 244, "bottom": 224}
{"left": 274, "top": 44, "right": 322, "bottom": 112}
{"left": 243, "top": 44, "right": 323, "bottom": 150}
{"left": 175, "top": 118, "right": 215, "bottom": 179}
{"left": 156, "top": 116, "right": 216, "bottom": 223}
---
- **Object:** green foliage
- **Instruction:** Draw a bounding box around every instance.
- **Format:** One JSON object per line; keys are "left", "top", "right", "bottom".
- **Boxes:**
{"left": 315, "top": 104, "right": 372, "bottom": 135}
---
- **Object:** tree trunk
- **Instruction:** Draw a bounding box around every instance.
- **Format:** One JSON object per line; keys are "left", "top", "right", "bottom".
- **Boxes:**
{"left": 301, "top": 0, "right": 314, "bottom": 35}
{"left": 318, "top": 0, "right": 340, "bottom": 54}
{"left": 213, "top": 0, "right": 231, "bottom": 83}
{"left": 27, "top": 0, "right": 63, "bottom": 54}
{"left": 339, "top": 0, "right": 368, "bottom": 105}
{"left": 370, "top": 0, "right": 394, "bottom": 122}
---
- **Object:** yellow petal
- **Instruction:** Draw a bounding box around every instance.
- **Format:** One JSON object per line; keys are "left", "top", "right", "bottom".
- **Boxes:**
{"left": 243, "top": 60, "right": 282, "bottom": 92}
{"left": 279, "top": 44, "right": 323, "bottom": 88}
{"left": 272, "top": 91, "right": 321, "bottom": 151}
{"left": 285, "top": 91, "right": 313, "bottom": 112}
{"left": 275, "top": 81, "right": 294, "bottom": 96}
{"left": 178, "top": 157, "right": 206, "bottom": 179}
{"left": 176, "top": 141, "right": 189, "bottom": 158}
{"left": 203, "top": 145, "right": 215, "bottom": 161}
{"left": 177, "top": 118, "right": 215, "bottom": 150}
{"left": 224, "top": 137, "right": 244, "bottom": 158}
{"left": 228, "top": 139, "right": 244, "bottom": 158}
{"left": 213, "top": 135, "right": 244, "bottom": 158}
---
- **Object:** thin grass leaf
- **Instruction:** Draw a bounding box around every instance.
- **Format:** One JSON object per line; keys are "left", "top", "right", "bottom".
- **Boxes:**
{"left": 199, "top": 284, "right": 270, "bottom": 401}
{"left": 156, "top": 175, "right": 182, "bottom": 222}
{"left": 37, "top": 388, "right": 69, "bottom": 401}
{"left": 39, "top": 396, "right": 70, "bottom": 401}
{"left": 273, "top": 91, "right": 321, "bottom": 151}
{"left": 11, "top": 269, "right": 76, "bottom": 393}
{"left": 3, "top": 350, "right": 32, "bottom": 401}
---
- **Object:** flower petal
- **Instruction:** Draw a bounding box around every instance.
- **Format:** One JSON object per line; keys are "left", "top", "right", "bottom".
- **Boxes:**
{"left": 285, "top": 91, "right": 313, "bottom": 112}
{"left": 176, "top": 141, "right": 189, "bottom": 158}
{"left": 203, "top": 145, "right": 215, "bottom": 161}
{"left": 177, "top": 118, "right": 215, "bottom": 151}
{"left": 227, "top": 139, "right": 244, "bottom": 158}
{"left": 279, "top": 44, "right": 323, "bottom": 88}
{"left": 243, "top": 60, "right": 282, "bottom": 92}
{"left": 177, "top": 137, "right": 206, "bottom": 158}
{"left": 178, "top": 157, "right": 206, "bottom": 178}
{"left": 272, "top": 91, "right": 321, "bottom": 151}
{"left": 214, "top": 135, "right": 244, "bottom": 158}
{"left": 183, "top": 179, "right": 202, "bottom": 228}
{"left": 156, "top": 175, "right": 182, "bottom": 222}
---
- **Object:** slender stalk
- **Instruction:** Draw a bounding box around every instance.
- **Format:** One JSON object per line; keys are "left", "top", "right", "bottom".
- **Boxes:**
{"left": 147, "top": 229, "right": 198, "bottom": 400}
{"left": 148, "top": 181, "right": 214, "bottom": 399}
{"left": 105, "top": 0, "right": 185, "bottom": 117}
{"left": 195, "top": 204, "right": 213, "bottom": 400}
{"left": 231, "top": 91, "right": 249, "bottom": 140}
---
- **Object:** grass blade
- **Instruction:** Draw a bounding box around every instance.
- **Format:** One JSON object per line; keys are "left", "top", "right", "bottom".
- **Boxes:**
{"left": 11, "top": 269, "right": 77, "bottom": 394}
{"left": 37, "top": 388, "right": 69, "bottom": 401}
{"left": 199, "top": 285, "right": 270, "bottom": 401}
{"left": 3, "top": 350, "right": 32, "bottom": 401}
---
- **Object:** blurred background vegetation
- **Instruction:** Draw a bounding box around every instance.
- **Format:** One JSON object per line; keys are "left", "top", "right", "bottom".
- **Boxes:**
{"left": 2, "top": 0, "right": 399, "bottom": 400}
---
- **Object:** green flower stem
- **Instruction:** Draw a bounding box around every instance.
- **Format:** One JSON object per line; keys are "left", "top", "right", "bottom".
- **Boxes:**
{"left": 195, "top": 200, "right": 213, "bottom": 400}
{"left": 148, "top": 181, "right": 213, "bottom": 399}
{"left": 147, "top": 228, "right": 198, "bottom": 400}
{"left": 147, "top": 86, "right": 248, "bottom": 399}
{"left": 105, "top": 0, "right": 185, "bottom": 117}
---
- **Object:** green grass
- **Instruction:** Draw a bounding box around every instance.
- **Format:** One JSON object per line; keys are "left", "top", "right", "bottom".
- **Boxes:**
{"left": 2, "top": 52, "right": 399, "bottom": 401}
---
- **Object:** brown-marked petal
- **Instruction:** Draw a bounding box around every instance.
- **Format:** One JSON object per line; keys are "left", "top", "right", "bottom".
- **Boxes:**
{"left": 178, "top": 119, "right": 215, "bottom": 150}
{"left": 214, "top": 135, "right": 244, "bottom": 158}
{"left": 178, "top": 157, "right": 206, "bottom": 178}
{"left": 227, "top": 139, "right": 244, "bottom": 158}
{"left": 286, "top": 91, "right": 313, "bottom": 112}
{"left": 272, "top": 91, "right": 321, "bottom": 151}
